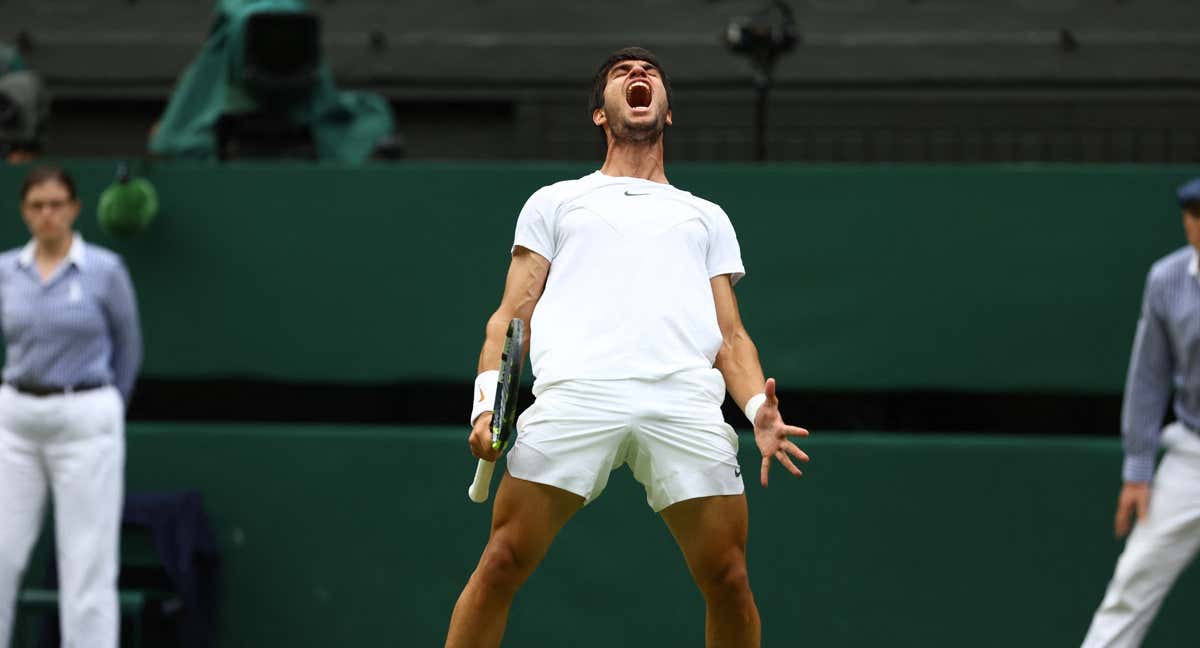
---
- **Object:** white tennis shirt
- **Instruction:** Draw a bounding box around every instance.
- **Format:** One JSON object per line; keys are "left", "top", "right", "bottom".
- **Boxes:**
{"left": 512, "top": 171, "right": 746, "bottom": 393}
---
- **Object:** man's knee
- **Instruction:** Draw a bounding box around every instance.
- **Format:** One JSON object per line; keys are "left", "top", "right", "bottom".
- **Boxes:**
{"left": 696, "top": 551, "right": 752, "bottom": 601}
{"left": 1111, "top": 538, "right": 1188, "bottom": 589}
{"left": 473, "top": 537, "right": 534, "bottom": 593}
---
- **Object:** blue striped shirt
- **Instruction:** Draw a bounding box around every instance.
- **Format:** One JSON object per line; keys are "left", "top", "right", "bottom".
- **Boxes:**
{"left": 0, "top": 234, "right": 142, "bottom": 404}
{"left": 1122, "top": 245, "right": 1200, "bottom": 482}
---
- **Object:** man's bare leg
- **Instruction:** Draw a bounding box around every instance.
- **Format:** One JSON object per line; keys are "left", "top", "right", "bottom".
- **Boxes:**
{"left": 661, "top": 494, "right": 760, "bottom": 648}
{"left": 445, "top": 473, "right": 584, "bottom": 648}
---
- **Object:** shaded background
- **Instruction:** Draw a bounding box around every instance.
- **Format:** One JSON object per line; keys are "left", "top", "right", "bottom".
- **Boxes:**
{"left": 4, "top": 0, "right": 1200, "bottom": 646}
{"left": 7, "top": 0, "right": 1200, "bottom": 163}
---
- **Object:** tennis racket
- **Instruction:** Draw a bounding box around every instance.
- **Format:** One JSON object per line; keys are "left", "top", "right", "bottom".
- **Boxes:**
{"left": 467, "top": 318, "right": 526, "bottom": 503}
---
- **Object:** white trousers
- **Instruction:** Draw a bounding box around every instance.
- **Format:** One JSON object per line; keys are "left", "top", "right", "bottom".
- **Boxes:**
{"left": 0, "top": 385, "right": 124, "bottom": 648}
{"left": 1082, "top": 422, "right": 1200, "bottom": 648}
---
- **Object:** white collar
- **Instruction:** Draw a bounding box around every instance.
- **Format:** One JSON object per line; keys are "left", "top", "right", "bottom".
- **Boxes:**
{"left": 17, "top": 232, "right": 86, "bottom": 270}
{"left": 1190, "top": 249, "right": 1198, "bottom": 279}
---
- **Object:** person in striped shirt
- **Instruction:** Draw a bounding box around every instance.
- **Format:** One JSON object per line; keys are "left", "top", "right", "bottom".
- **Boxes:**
{"left": 1082, "top": 178, "right": 1200, "bottom": 647}
{"left": 0, "top": 165, "right": 142, "bottom": 648}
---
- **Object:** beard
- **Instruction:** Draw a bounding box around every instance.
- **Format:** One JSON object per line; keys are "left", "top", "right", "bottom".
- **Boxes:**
{"left": 608, "top": 109, "right": 667, "bottom": 145}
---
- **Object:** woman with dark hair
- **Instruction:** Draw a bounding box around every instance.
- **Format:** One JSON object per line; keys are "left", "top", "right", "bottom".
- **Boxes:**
{"left": 0, "top": 165, "right": 142, "bottom": 648}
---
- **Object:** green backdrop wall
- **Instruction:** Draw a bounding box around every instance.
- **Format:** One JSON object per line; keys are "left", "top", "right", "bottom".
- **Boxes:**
{"left": 0, "top": 162, "right": 1191, "bottom": 392}
{"left": 12, "top": 424, "right": 1195, "bottom": 647}
{"left": 5, "top": 164, "right": 1200, "bottom": 646}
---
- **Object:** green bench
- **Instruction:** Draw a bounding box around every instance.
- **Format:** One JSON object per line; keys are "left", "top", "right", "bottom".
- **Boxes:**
{"left": 16, "top": 590, "right": 149, "bottom": 648}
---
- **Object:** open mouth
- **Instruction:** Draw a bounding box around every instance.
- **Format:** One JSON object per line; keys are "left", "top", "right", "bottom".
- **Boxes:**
{"left": 625, "top": 80, "right": 652, "bottom": 111}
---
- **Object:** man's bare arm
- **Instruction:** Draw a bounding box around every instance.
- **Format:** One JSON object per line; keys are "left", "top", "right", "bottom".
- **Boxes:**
{"left": 469, "top": 247, "right": 550, "bottom": 460}
{"left": 711, "top": 274, "right": 809, "bottom": 486}
{"left": 711, "top": 275, "right": 766, "bottom": 410}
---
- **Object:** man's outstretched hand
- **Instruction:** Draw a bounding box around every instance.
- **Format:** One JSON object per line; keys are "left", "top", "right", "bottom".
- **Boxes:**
{"left": 753, "top": 378, "right": 810, "bottom": 487}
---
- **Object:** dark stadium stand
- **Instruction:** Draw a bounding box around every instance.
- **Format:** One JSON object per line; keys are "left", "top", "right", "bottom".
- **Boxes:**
{"left": 4, "top": 0, "right": 1200, "bottom": 160}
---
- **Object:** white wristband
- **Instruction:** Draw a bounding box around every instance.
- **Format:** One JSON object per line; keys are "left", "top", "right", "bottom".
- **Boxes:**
{"left": 743, "top": 393, "right": 767, "bottom": 425}
{"left": 470, "top": 370, "right": 499, "bottom": 425}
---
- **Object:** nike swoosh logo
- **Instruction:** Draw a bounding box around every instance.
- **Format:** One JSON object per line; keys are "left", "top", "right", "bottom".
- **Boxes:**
{"left": 478, "top": 387, "right": 485, "bottom": 403}
{"left": 624, "top": 190, "right": 652, "bottom": 196}
{"left": 734, "top": 466, "right": 741, "bottom": 477}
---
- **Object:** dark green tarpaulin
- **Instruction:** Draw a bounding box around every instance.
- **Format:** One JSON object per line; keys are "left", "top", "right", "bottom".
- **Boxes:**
{"left": 1, "top": 161, "right": 1192, "bottom": 392}
{"left": 148, "top": 0, "right": 392, "bottom": 163}
{"left": 0, "top": 43, "right": 24, "bottom": 74}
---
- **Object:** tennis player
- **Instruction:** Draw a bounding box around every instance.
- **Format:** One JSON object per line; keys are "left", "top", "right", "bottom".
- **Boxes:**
{"left": 445, "top": 47, "right": 809, "bottom": 648}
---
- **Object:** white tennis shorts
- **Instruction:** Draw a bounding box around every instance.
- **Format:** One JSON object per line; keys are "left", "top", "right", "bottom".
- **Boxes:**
{"left": 506, "top": 368, "right": 744, "bottom": 512}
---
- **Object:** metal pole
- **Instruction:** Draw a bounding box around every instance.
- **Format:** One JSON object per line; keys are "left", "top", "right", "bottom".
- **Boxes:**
{"left": 753, "top": 69, "right": 770, "bottom": 163}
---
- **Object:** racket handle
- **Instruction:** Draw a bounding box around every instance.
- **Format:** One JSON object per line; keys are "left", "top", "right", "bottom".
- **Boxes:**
{"left": 468, "top": 459, "right": 497, "bottom": 503}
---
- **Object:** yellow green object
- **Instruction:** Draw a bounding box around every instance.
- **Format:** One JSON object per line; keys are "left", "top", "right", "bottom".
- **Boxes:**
{"left": 98, "top": 173, "right": 158, "bottom": 237}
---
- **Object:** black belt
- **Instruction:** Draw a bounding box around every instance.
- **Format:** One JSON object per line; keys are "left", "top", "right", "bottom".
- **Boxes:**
{"left": 9, "top": 382, "right": 107, "bottom": 397}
